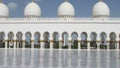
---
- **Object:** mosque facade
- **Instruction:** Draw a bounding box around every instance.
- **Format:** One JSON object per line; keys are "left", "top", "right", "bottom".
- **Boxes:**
{"left": 0, "top": 0, "right": 120, "bottom": 50}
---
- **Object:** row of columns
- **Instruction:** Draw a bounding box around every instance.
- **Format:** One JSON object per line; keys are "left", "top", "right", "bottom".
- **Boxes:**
{"left": 3, "top": 40, "right": 120, "bottom": 50}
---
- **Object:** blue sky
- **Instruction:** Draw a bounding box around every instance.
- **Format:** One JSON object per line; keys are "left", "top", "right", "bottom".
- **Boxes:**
{"left": 2, "top": 0, "right": 120, "bottom": 17}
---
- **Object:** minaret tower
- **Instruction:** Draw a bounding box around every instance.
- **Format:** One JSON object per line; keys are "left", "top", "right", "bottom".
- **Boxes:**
{"left": 58, "top": 0, "right": 75, "bottom": 18}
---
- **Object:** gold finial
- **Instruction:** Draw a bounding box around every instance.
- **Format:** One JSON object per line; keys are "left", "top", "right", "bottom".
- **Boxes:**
{"left": 99, "top": 0, "right": 102, "bottom": 2}
{"left": 0, "top": 0, "right": 2, "bottom": 3}
{"left": 65, "top": 0, "right": 68, "bottom": 2}
{"left": 32, "top": 0, "right": 34, "bottom": 2}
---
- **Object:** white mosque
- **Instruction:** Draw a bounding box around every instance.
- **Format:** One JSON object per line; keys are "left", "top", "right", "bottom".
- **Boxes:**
{"left": 0, "top": 0, "right": 120, "bottom": 50}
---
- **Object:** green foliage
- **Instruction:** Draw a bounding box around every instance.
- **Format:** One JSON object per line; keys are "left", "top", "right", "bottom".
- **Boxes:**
{"left": 34, "top": 44, "right": 41, "bottom": 48}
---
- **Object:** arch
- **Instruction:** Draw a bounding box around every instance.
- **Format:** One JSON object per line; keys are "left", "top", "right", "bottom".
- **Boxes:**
{"left": 7, "top": 31, "right": 14, "bottom": 48}
{"left": 16, "top": 31, "right": 23, "bottom": 48}
{"left": 53, "top": 32, "right": 59, "bottom": 49}
{"left": 43, "top": 32, "right": 50, "bottom": 48}
{"left": 8, "top": 31, "right": 14, "bottom": 40}
{"left": 109, "top": 32, "right": 117, "bottom": 49}
{"left": 62, "top": 32, "right": 69, "bottom": 49}
{"left": 100, "top": 32, "right": 107, "bottom": 49}
{"left": 25, "top": 31, "right": 32, "bottom": 48}
{"left": 90, "top": 32, "right": 97, "bottom": 49}
{"left": 16, "top": 31, "right": 23, "bottom": 41}
{"left": 80, "top": 32, "right": 88, "bottom": 49}
{"left": 34, "top": 31, "right": 41, "bottom": 48}
{"left": 81, "top": 32, "right": 87, "bottom": 40}
{"left": 0, "top": 31, "right": 5, "bottom": 48}
{"left": 109, "top": 32, "right": 116, "bottom": 40}
{"left": 71, "top": 32, "right": 78, "bottom": 49}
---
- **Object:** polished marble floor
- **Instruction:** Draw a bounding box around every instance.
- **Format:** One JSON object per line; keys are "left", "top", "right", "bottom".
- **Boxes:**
{"left": 0, "top": 49, "right": 119, "bottom": 68}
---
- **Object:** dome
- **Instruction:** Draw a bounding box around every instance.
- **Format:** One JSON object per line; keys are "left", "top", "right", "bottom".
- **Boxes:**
{"left": 0, "top": 3, "right": 9, "bottom": 17}
{"left": 92, "top": 1, "right": 110, "bottom": 17}
{"left": 24, "top": 2, "right": 41, "bottom": 17}
{"left": 58, "top": 1, "right": 75, "bottom": 17}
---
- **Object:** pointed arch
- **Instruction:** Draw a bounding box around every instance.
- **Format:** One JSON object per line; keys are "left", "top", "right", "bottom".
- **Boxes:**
{"left": 100, "top": 32, "right": 107, "bottom": 49}
{"left": 90, "top": 32, "right": 97, "bottom": 49}
{"left": 43, "top": 32, "right": 50, "bottom": 48}
{"left": 34, "top": 31, "right": 41, "bottom": 48}
{"left": 8, "top": 31, "right": 14, "bottom": 48}
{"left": 0, "top": 31, "right": 5, "bottom": 48}
{"left": 71, "top": 32, "right": 78, "bottom": 49}
{"left": 109, "top": 32, "right": 116, "bottom": 49}
{"left": 16, "top": 31, "right": 23, "bottom": 48}
{"left": 80, "top": 32, "right": 88, "bottom": 49}
{"left": 25, "top": 31, "right": 32, "bottom": 48}
{"left": 62, "top": 32, "right": 69, "bottom": 49}
{"left": 53, "top": 32, "right": 59, "bottom": 49}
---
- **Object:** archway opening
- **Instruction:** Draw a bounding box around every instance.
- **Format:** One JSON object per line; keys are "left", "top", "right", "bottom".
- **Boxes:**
{"left": 16, "top": 31, "right": 23, "bottom": 48}
{"left": 71, "top": 32, "right": 78, "bottom": 49}
{"left": 80, "top": 32, "right": 88, "bottom": 49}
{"left": 100, "top": 32, "right": 107, "bottom": 49}
{"left": 62, "top": 32, "right": 69, "bottom": 49}
{"left": 25, "top": 32, "right": 31, "bottom": 48}
{"left": 34, "top": 32, "right": 40, "bottom": 48}
{"left": 109, "top": 32, "right": 116, "bottom": 49}
{"left": 43, "top": 32, "right": 50, "bottom": 49}
{"left": 0, "top": 32, "right": 5, "bottom": 48}
{"left": 8, "top": 31, "right": 14, "bottom": 48}
{"left": 53, "top": 32, "right": 59, "bottom": 49}
{"left": 90, "top": 32, "right": 97, "bottom": 49}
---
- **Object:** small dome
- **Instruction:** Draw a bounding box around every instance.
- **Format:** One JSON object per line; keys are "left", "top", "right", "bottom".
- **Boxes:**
{"left": 0, "top": 3, "right": 9, "bottom": 17}
{"left": 92, "top": 1, "right": 110, "bottom": 17}
{"left": 24, "top": 2, "right": 41, "bottom": 17}
{"left": 58, "top": 1, "right": 75, "bottom": 17}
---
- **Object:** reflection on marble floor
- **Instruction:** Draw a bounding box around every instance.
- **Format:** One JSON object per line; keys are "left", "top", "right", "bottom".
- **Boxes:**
{"left": 0, "top": 49, "right": 120, "bottom": 68}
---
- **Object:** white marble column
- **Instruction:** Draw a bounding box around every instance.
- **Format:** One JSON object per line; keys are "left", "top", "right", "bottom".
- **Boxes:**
{"left": 87, "top": 34, "right": 90, "bottom": 50}
{"left": 107, "top": 41, "right": 110, "bottom": 50}
{"left": 68, "top": 37, "right": 71, "bottom": 49}
{"left": 59, "top": 37, "right": 62, "bottom": 49}
{"left": 41, "top": 42, "right": 44, "bottom": 49}
{"left": 97, "top": 41, "right": 100, "bottom": 51}
{"left": 50, "top": 41, "right": 53, "bottom": 50}
{"left": 50, "top": 35, "right": 53, "bottom": 49}
{"left": 87, "top": 42, "right": 90, "bottom": 50}
{"left": 116, "top": 41, "right": 119, "bottom": 51}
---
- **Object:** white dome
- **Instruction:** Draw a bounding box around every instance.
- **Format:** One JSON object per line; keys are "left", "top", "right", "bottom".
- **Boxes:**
{"left": 0, "top": 3, "right": 9, "bottom": 17}
{"left": 24, "top": 2, "right": 41, "bottom": 17}
{"left": 58, "top": 1, "right": 75, "bottom": 17}
{"left": 92, "top": 1, "right": 110, "bottom": 17}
